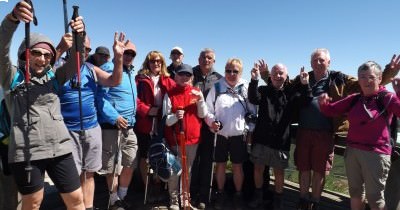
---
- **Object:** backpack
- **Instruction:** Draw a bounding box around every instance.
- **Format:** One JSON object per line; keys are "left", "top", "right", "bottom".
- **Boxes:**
{"left": 148, "top": 116, "right": 182, "bottom": 182}
{"left": 350, "top": 91, "right": 399, "bottom": 161}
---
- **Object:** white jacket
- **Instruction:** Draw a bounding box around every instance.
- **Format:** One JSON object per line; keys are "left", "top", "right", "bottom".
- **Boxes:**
{"left": 205, "top": 78, "right": 256, "bottom": 138}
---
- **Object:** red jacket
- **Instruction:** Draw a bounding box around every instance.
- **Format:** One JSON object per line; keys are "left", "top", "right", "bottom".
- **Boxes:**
{"left": 135, "top": 74, "right": 175, "bottom": 134}
{"left": 165, "top": 85, "right": 202, "bottom": 146}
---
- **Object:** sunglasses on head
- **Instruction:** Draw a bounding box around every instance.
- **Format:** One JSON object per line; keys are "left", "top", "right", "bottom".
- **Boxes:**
{"left": 225, "top": 69, "right": 239, "bottom": 75}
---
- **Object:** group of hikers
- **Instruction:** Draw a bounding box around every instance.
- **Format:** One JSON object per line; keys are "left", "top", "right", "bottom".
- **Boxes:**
{"left": 1, "top": 1, "right": 400, "bottom": 210}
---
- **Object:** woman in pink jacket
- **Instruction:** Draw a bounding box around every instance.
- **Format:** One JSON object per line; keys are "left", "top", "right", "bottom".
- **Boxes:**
{"left": 319, "top": 61, "right": 400, "bottom": 210}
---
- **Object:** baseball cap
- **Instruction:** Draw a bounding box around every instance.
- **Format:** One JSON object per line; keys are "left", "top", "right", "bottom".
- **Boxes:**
{"left": 95, "top": 46, "right": 110, "bottom": 56}
{"left": 175, "top": 64, "right": 193, "bottom": 75}
{"left": 171, "top": 46, "right": 183, "bottom": 55}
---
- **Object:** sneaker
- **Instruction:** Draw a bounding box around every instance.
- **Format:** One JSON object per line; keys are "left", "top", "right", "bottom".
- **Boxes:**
{"left": 110, "top": 200, "right": 129, "bottom": 210}
{"left": 169, "top": 198, "right": 179, "bottom": 210}
{"left": 214, "top": 191, "right": 225, "bottom": 210}
{"left": 233, "top": 192, "right": 244, "bottom": 210}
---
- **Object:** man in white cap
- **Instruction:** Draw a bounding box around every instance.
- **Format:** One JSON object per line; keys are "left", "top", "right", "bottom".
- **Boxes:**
{"left": 167, "top": 46, "right": 184, "bottom": 78}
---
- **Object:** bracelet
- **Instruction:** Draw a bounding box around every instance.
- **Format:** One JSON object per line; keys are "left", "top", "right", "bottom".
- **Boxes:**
{"left": 6, "top": 13, "right": 19, "bottom": 23}
{"left": 11, "top": 9, "right": 18, "bottom": 19}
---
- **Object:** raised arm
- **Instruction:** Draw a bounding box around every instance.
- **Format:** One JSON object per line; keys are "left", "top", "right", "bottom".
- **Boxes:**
{"left": 95, "top": 32, "right": 125, "bottom": 87}
{"left": 381, "top": 54, "right": 400, "bottom": 85}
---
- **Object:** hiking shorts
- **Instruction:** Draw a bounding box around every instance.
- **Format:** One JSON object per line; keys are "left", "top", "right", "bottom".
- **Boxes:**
{"left": 70, "top": 125, "right": 102, "bottom": 174}
{"left": 137, "top": 132, "right": 151, "bottom": 159}
{"left": 101, "top": 128, "right": 138, "bottom": 174}
{"left": 214, "top": 135, "right": 247, "bottom": 164}
{"left": 294, "top": 128, "right": 334, "bottom": 174}
{"left": 250, "top": 144, "right": 289, "bottom": 169}
{"left": 345, "top": 147, "right": 390, "bottom": 209}
{"left": 10, "top": 153, "right": 80, "bottom": 195}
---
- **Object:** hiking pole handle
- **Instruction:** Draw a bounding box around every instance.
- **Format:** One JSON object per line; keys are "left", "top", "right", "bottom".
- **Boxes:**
{"left": 62, "top": 0, "right": 70, "bottom": 58}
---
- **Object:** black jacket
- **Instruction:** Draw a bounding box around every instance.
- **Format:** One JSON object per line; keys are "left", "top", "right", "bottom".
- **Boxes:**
{"left": 248, "top": 78, "right": 312, "bottom": 151}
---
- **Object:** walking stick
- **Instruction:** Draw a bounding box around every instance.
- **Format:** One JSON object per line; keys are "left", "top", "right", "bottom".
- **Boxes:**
{"left": 23, "top": 0, "right": 37, "bottom": 184}
{"left": 178, "top": 110, "right": 190, "bottom": 210}
{"left": 107, "top": 130, "right": 122, "bottom": 209}
{"left": 62, "top": 0, "right": 70, "bottom": 59}
{"left": 208, "top": 131, "right": 217, "bottom": 203}
{"left": 71, "top": 6, "right": 85, "bottom": 141}
{"left": 143, "top": 158, "right": 150, "bottom": 205}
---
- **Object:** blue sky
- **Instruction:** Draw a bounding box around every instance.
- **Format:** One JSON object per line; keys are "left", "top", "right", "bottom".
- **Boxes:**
{"left": 0, "top": 0, "right": 399, "bottom": 86}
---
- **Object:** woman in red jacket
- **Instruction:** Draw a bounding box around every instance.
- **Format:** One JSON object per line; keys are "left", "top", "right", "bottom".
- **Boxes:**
{"left": 135, "top": 51, "right": 174, "bottom": 200}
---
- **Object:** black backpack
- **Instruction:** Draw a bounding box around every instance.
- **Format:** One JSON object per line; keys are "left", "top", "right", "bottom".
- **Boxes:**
{"left": 0, "top": 99, "right": 11, "bottom": 175}
{"left": 148, "top": 116, "right": 182, "bottom": 182}
{"left": 350, "top": 91, "right": 399, "bottom": 161}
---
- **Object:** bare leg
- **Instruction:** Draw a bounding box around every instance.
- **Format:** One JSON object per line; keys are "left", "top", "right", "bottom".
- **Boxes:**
{"left": 119, "top": 167, "right": 134, "bottom": 188}
{"left": 311, "top": 171, "right": 327, "bottom": 201}
{"left": 215, "top": 162, "right": 227, "bottom": 191}
{"left": 80, "top": 172, "right": 95, "bottom": 208}
{"left": 231, "top": 163, "right": 243, "bottom": 192}
{"left": 60, "top": 188, "right": 85, "bottom": 210}
{"left": 21, "top": 188, "right": 44, "bottom": 210}
{"left": 273, "top": 168, "right": 284, "bottom": 194}
{"left": 299, "top": 170, "right": 311, "bottom": 198}
{"left": 106, "top": 173, "right": 119, "bottom": 193}
{"left": 253, "top": 163, "right": 265, "bottom": 189}
{"left": 350, "top": 197, "right": 365, "bottom": 210}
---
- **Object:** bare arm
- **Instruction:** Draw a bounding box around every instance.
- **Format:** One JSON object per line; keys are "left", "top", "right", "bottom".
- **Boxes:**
{"left": 96, "top": 32, "right": 125, "bottom": 87}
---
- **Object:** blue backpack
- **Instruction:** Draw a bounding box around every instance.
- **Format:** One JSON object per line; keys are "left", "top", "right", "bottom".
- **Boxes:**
{"left": 148, "top": 116, "right": 182, "bottom": 182}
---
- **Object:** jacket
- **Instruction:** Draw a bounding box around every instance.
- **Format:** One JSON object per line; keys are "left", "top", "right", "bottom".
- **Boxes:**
{"left": 135, "top": 73, "right": 174, "bottom": 134}
{"left": 248, "top": 78, "right": 312, "bottom": 151}
{"left": 0, "top": 17, "right": 78, "bottom": 163}
{"left": 320, "top": 87, "right": 400, "bottom": 155}
{"left": 163, "top": 85, "right": 207, "bottom": 146}
{"left": 97, "top": 62, "right": 137, "bottom": 127}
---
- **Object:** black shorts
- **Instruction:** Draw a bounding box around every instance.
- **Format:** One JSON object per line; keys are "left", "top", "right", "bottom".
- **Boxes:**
{"left": 9, "top": 153, "right": 81, "bottom": 195}
{"left": 137, "top": 132, "right": 151, "bottom": 158}
{"left": 214, "top": 135, "right": 247, "bottom": 164}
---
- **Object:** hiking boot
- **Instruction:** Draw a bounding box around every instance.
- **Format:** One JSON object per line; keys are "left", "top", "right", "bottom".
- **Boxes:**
{"left": 214, "top": 191, "right": 225, "bottom": 210}
{"left": 297, "top": 198, "right": 310, "bottom": 210}
{"left": 169, "top": 196, "right": 179, "bottom": 210}
{"left": 197, "top": 202, "right": 206, "bottom": 209}
{"left": 248, "top": 189, "right": 263, "bottom": 209}
{"left": 233, "top": 192, "right": 244, "bottom": 210}
{"left": 273, "top": 193, "right": 283, "bottom": 210}
{"left": 110, "top": 200, "right": 129, "bottom": 210}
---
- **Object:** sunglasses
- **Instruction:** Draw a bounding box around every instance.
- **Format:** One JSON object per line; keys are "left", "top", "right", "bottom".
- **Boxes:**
{"left": 30, "top": 50, "right": 52, "bottom": 60}
{"left": 225, "top": 69, "right": 239, "bottom": 75}
{"left": 124, "top": 51, "right": 136, "bottom": 58}
{"left": 85, "top": 47, "right": 92, "bottom": 53}
{"left": 149, "top": 59, "right": 162, "bottom": 64}
{"left": 177, "top": 71, "right": 192, "bottom": 77}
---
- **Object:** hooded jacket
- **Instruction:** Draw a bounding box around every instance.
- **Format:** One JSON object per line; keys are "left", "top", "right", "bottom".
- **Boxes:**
{"left": 0, "top": 17, "right": 77, "bottom": 163}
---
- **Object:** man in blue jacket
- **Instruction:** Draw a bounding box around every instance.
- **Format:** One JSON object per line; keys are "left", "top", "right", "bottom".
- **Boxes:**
{"left": 97, "top": 40, "right": 138, "bottom": 209}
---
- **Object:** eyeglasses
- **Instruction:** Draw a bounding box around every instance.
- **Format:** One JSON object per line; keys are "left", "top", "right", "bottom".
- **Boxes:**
{"left": 97, "top": 53, "right": 109, "bottom": 58}
{"left": 225, "top": 69, "right": 239, "bottom": 75}
{"left": 85, "top": 47, "right": 92, "bottom": 53}
{"left": 30, "top": 50, "right": 52, "bottom": 60}
{"left": 177, "top": 71, "right": 192, "bottom": 77}
{"left": 149, "top": 59, "right": 162, "bottom": 64}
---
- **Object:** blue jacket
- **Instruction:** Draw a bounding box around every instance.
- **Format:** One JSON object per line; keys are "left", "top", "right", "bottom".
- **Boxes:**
{"left": 59, "top": 62, "right": 99, "bottom": 131}
{"left": 97, "top": 62, "right": 137, "bottom": 127}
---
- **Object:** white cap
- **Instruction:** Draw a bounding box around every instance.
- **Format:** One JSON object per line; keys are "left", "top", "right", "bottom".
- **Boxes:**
{"left": 171, "top": 46, "right": 184, "bottom": 55}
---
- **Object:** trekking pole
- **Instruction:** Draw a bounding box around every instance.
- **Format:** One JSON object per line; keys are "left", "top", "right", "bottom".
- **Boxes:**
{"left": 62, "top": 0, "right": 70, "bottom": 59}
{"left": 107, "top": 130, "right": 122, "bottom": 209}
{"left": 71, "top": 6, "right": 85, "bottom": 141}
{"left": 23, "top": 0, "right": 38, "bottom": 184}
{"left": 208, "top": 131, "right": 218, "bottom": 203}
{"left": 143, "top": 158, "right": 150, "bottom": 205}
{"left": 177, "top": 108, "right": 190, "bottom": 210}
